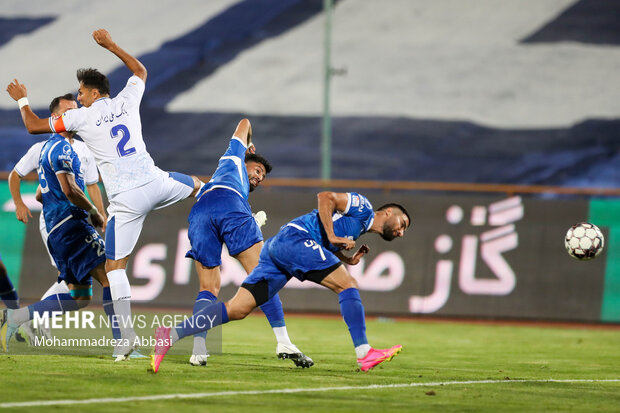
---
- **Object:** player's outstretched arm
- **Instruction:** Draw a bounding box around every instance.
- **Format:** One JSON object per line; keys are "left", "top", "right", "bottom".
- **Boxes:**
{"left": 233, "top": 118, "right": 252, "bottom": 147}
{"left": 317, "top": 191, "right": 356, "bottom": 250}
{"left": 93, "top": 29, "right": 147, "bottom": 83}
{"left": 8, "top": 169, "right": 32, "bottom": 223}
{"left": 6, "top": 80, "right": 53, "bottom": 134}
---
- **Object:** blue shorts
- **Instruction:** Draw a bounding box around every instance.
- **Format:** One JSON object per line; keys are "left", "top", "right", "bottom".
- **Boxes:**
{"left": 186, "top": 189, "right": 263, "bottom": 267}
{"left": 47, "top": 217, "right": 105, "bottom": 286}
{"left": 242, "top": 225, "right": 341, "bottom": 304}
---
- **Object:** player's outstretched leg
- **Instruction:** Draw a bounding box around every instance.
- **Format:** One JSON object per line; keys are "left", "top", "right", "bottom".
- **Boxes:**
{"left": 150, "top": 287, "right": 258, "bottom": 373}
{"left": 150, "top": 301, "right": 230, "bottom": 373}
{"left": 36, "top": 280, "right": 70, "bottom": 340}
{"left": 260, "top": 293, "right": 313, "bottom": 368}
{"left": 1, "top": 292, "right": 80, "bottom": 352}
{"left": 189, "top": 290, "right": 216, "bottom": 366}
{"left": 338, "top": 287, "right": 402, "bottom": 371}
{"left": 320, "top": 265, "right": 402, "bottom": 371}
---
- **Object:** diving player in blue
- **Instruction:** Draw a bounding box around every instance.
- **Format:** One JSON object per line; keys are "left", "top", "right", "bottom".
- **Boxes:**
{"left": 150, "top": 191, "right": 411, "bottom": 373}
{"left": 0, "top": 96, "right": 116, "bottom": 352}
{"left": 183, "top": 118, "right": 312, "bottom": 367}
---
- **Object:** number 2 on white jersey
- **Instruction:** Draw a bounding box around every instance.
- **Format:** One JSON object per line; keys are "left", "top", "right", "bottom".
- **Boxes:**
{"left": 110, "top": 124, "right": 136, "bottom": 157}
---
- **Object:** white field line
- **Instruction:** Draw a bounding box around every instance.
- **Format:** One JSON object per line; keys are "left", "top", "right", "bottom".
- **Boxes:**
{"left": 1, "top": 379, "right": 619, "bottom": 408}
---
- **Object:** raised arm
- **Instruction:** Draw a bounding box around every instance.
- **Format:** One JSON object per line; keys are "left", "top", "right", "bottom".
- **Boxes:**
{"left": 233, "top": 118, "right": 253, "bottom": 147}
{"left": 93, "top": 29, "right": 147, "bottom": 83}
{"left": 317, "top": 191, "right": 356, "bottom": 250}
{"left": 6, "top": 80, "right": 53, "bottom": 134}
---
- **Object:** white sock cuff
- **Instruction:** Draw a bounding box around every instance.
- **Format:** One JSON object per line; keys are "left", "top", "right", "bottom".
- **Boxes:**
{"left": 355, "top": 344, "right": 371, "bottom": 359}
{"left": 273, "top": 326, "right": 293, "bottom": 346}
{"left": 107, "top": 269, "right": 131, "bottom": 301}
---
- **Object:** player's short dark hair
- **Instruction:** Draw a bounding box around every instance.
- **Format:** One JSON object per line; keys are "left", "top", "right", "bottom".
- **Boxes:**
{"left": 76, "top": 68, "right": 110, "bottom": 96}
{"left": 245, "top": 153, "right": 272, "bottom": 174}
{"left": 49, "top": 93, "right": 75, "bottom": 114}
{"left": 378, "top": 203, "right": 412, "bottom": 228}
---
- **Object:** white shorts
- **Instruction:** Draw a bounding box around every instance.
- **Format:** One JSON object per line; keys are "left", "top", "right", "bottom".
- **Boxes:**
{"left": 39, "top": 213, "right": 57, "bottom": 268}
{"left": 105, "top": 171, "right": 195, "bottom": 260}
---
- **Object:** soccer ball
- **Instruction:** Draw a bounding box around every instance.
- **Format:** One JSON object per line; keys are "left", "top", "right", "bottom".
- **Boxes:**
{"left": 564, "top": 222, "right": 604, "bottom": 260}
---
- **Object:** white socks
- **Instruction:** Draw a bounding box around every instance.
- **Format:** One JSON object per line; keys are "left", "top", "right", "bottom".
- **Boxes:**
{"left": 170, "top": 328, "right": 180, "bottom": 343}
{"left": 355, "top": 344, "right": 371, "bottom": 359}
{"left": 193, "top": 335, "right": 207, "bottom": 355}
{"left": 10, "top": 307, "right": 30, "bottom": 326}
{"left": 107, "top": 269, "right": 135, "bottom": 340}
{"left": 273, "top": 326, "right": 293, "bottom": 346}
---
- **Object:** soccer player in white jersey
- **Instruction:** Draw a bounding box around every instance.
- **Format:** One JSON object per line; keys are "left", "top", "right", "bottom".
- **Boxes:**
{"left": 6, "top": 29, "right": 202, "bottom": 359}
{"left": 8, "top": 93, "right": 106, "bottom": 342}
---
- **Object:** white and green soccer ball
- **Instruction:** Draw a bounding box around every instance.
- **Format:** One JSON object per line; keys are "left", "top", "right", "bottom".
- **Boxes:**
{"left": 565, "top": 222, "right": 604, "bottom": 261}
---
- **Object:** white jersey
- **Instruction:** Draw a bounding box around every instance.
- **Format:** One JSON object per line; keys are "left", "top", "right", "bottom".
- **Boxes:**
{"left": 50, "top": 75, "right": 162, "bottom": 196}
{"left": 13, "top": 138, "right": 99, "bottom": 185}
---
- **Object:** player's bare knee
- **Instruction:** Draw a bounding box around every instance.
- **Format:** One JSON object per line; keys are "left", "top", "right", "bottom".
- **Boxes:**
{"left": 347, "top": 275, "right": 359, "bottom": 289}
{"left": 199, "top": 285, "right": 220, "bottom": 296}
{"left": 332, "top": 276, "right": 357, "bottom": 293}
{"left": 224, "top": 301, "right": 251, "bottom": 321}
{"left": 105, "top": 256, "right": 129, "bottom": 272}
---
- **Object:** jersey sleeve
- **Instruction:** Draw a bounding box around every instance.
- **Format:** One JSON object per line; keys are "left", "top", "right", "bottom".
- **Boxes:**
{"left": 51, "top": 142, "right": 76, "bottom": 175}
{"left": 50, "top": 107, "right": 88, "bottom": 134}
{"left": 117, "top": 75, "right": 145, "bottom": 107}
{"left": 225, "top": 136, "right": 248, "bottom": 161}
{"left": 13, "top": 142, "right": 44, "bottom": 176}
{"left": 344, "top": 192, "right": 373, "bottom": 221}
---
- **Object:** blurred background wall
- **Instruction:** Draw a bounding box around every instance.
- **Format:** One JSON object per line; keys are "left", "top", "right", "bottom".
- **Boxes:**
{"left": 1, "top": 0, "right": 619, "bottom": 321}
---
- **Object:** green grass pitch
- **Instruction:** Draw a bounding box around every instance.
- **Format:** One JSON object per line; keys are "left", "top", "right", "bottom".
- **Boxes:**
{"left": 1, "top": 313, "right": 619, "bottom": 412}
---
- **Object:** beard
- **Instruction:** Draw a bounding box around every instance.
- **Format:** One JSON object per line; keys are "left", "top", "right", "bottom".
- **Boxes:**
{"left": 380, "top": 226, "right": 396, "bottom": 241}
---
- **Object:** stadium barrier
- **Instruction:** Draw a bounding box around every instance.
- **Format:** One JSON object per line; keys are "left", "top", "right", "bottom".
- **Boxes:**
{"left": 1, "top": 175, "right": 619, "bottom": 323}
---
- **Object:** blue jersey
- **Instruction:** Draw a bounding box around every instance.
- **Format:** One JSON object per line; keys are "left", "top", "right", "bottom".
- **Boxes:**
{"left": 289, "top": 192, "right": 375, "bottom": 252}
{"left": 38, "top": 134, "right": 87, "bottom": 232}
{"left": 197, "top": 137, "right": 249, "bottom": 200}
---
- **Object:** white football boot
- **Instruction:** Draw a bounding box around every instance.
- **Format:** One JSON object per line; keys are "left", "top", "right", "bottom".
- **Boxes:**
{"left": 276, "top": 343, "right": 314, "bottom": 368}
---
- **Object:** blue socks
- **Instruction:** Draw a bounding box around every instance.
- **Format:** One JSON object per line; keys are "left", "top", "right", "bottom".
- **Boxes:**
{"left": 175, "top": 301, "right": 228, "bottom": 340}
{"left": 0, "top": 275, "right": 19, "bottom": 309}
{"left": 29, "top": 293, "right": 79, "bottom": 319}
{"left": 103, "top": 287, "right": 121, "bottom": 340}
{"left": 260, "top": 293, "right": 286, "bottom": 328}
{"left": 193, "top": 290, "right": 217, "bottom": 341}
{"left": 338, "top": 288, "right": 368, "bottom": 347}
